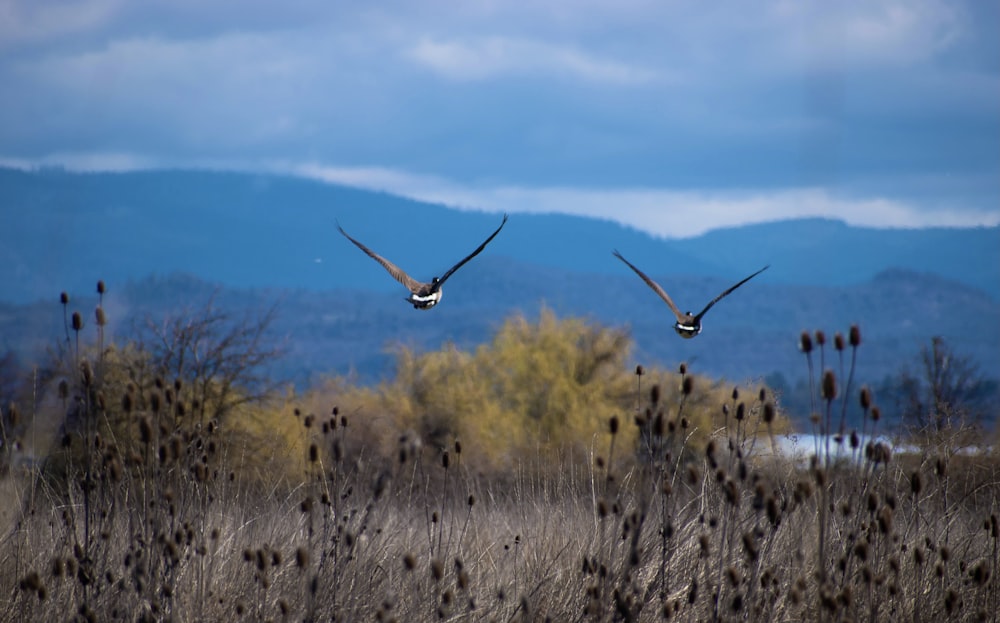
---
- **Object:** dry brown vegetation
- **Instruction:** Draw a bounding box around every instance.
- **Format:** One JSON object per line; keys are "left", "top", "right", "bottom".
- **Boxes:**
{"left": 1, "top": 285, "right": 998, "bottom": 622}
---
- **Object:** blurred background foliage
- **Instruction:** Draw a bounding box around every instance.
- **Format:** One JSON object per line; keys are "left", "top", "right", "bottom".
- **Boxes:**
{"left": 298, "top": 308, "right": 789, "bottom": 475}
{"left": 6, "top": 296, "right": 791, "bottom": 489}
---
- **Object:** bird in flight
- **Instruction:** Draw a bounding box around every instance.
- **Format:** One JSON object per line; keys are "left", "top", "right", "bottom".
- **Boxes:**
{"left": 338, "top": 214, "right": 508, "bottom": 310}
{"left": 613, "top": 250, "right": 768, "bottom": 338}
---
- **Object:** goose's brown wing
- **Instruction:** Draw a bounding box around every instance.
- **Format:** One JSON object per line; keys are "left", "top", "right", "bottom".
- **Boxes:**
{"left": 694, "top": 265, "right": 769, "bottom": 321}
{"left": 613, "top": 250, "right": 686, "bottom": 323}
{"left": 338, "top": 223, "right": 424, "bottom": 293}
{"left": 436, "top": 213, "right": 509, "bottom": 287}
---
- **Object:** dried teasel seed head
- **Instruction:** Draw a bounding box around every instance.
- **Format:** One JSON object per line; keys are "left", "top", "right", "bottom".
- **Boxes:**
{"left": 60, "top": 292, "right": 69, "bottom": 305}
{"left": 821, "top": 370, "right": 837, "bottom": 400}
{"left": 295, "top": 547, "right": 309, "bottom": 568}
{"left": 80, "top": 361, "right": 93, "bottom": 386}
{"left": 758, "top": 388, "right": 766, "bottom": 402}
{"left": 138, "top": 416, "right": 152, "bottom": 444}
{"left": 403, "top": 554, "right": 416, "bottom": 571}
{"left": 762, "top": 402, "right": 775, "bottom": 424}
{"left": 653, "top": 412, "right": 665, "bottom": 437}
{"left": 814, "top": 330, "right": 826, "bottom": 346}
{"left": 96, "top": 280, "right": 105, "bottom": 295}
{"left": 635, "top": 364, "right": 644, "bottom": 376}
{"left": 725, "top": 566, "right": 742, "bottom": 587}
{"left": 732, "top": 387, "right": 739, "bottom": 401}
{"left": 935, "top": 456, "right": 948, "bottom": 477}
{"left": 878, "top": 506, "right": 894, "bottom": 534}
{"left": 735, "top": 402, "right": 746, "bottom": 421}
{"left": 698, "top": 534, "right": 711, "bottom": 557}
{"left": 871, "top": 406, "right": 881, "bottom": 421}
{"left": 94, "top": 307, "right": 106, "bottom": 326}
{"left": 650, "top": 384, "right": 660, "bottom": 405}
{"left": 609, "top": 416, "right": 619, "bottom": 435}
{"left": 687, "top": 465, "right": 701, "bottom": 485}
{"left": 910, "top": 471, "right": 922, "bottom": 496}
{"left": 678, "top": 362, "right": 687, "bottom": 375}
{"left": 854, "top": 540, "right": 869, "bottom": 561}
{"left": 849, "top": 324, "right": 861, "bottom": 346}
{"left": 799, "top": 332, "right": 813, "bottom": 353}
{"left": 860, "top": 386, "right": 872, "bottom": 410}
{"left": 681, "top": 376, "right": 693, "bottom": 396}
{"left": 834, "top": 332, "right": 845, "bottom": 351}
{"left": 71, "top": 312, "right": 83, "bottom": 332}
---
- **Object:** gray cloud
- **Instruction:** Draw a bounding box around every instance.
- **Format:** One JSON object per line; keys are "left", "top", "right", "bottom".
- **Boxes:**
{"left": 1, "top": 0, "right": 997, "bottom": 233}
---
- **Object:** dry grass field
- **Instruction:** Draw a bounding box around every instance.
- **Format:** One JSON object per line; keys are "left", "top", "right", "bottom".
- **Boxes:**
{"left": 2, "top": 289, "right": 998, "bottom": 622}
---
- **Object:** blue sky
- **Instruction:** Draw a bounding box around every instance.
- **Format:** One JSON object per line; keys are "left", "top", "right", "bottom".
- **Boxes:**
{"left": 1, "top": 0, "right": 998, "bottom": 237}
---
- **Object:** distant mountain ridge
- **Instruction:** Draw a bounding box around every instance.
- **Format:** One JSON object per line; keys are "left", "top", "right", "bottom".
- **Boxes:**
{"left": 2, "top": 167, "right": 998, "bottom": 304}
{"left": 3, "top": 166, "right": 999, "bottom": 426}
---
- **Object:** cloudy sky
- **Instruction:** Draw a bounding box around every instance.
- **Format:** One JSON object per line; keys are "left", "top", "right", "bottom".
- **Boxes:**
{"left": 1, "top": 0, "right": 998, "bottom": 237}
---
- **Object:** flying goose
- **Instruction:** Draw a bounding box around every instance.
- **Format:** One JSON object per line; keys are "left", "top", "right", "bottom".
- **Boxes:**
{"left": 613, "top": 250, "right": 768, "bottom": 338}
{"left": 338, "top": 214, "right": 508, "bottom": 310}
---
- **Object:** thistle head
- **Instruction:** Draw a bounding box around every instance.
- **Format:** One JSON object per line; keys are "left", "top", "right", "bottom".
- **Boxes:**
{"left": 860, "top": 386, "right": 872, "bottom": 410}
{"left": 798, "top": 332, "right": 813, "bottom": 354}
{"left": 762, "top": 402, "right": 775, "bottom": 424}
{"left": 849, "top": 324, "right": 861, "bottom": 347}
{"left": 821, "top": 370, "right": 837, "bottom": 401}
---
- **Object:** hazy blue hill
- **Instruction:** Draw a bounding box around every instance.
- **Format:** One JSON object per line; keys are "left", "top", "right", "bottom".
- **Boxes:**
{"left": 2, "top": 167, "right": 998, "bottom": 304}
{"left": 671, "top": 217, "right": 1000, "bottom": 298}
{"left": 3, "top": 264, "right": 997, "bottom": 426}
{"left": 0, "top": 167, "right": 720, "bottom": 303}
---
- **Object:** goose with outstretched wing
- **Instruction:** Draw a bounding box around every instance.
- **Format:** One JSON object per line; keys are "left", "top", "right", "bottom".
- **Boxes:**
{"left": 338, "top": 214, "right": 508, "bottom": 309}
{"left": 613, "top": 250, "right": 768, "bottom": 338}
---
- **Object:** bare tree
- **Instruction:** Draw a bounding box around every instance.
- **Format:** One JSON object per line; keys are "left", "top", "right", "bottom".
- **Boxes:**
{"left": 142, "top": 296, "right": 286, "bottom": 426}
{"left": 897, "top": 336, "right": 995, "bottom": 433}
